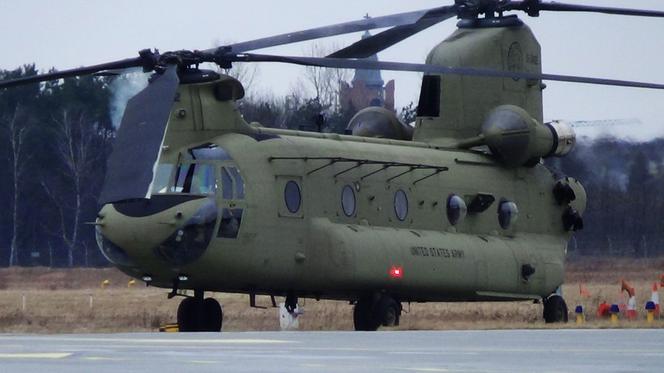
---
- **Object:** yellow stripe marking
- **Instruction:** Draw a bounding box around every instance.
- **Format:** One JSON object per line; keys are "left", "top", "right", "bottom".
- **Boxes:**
{"left": 0, "top": 337, "right": 292, "bottom": 345}
{"left": 0, "top": 353, "right": 72, "bottom": 359}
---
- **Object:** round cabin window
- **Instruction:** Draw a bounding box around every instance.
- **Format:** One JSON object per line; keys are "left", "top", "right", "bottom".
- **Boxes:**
{"left": 341, "top": 185, "right": 356, "bottom": 217}
{"left": 284, "top": 181, "right": 301, "bottom": 213}
{"left": 394, "top": 189, "right": 408, "bottom": 221}
{"left": 446, "top": 194, "right": 467, "bottom": 226}
{"left": 498, "top": 200, "right": 519, "bottom": 229}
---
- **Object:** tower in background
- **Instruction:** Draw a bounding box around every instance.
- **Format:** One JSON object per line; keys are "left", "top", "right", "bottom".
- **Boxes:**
{"left": 339, "top": 31, "right": 395, "bottom": 113}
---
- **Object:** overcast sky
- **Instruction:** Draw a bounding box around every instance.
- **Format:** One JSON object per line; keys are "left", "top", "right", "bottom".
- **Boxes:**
{"left": 1, "top": 0, "right": 663, "bottom": 140}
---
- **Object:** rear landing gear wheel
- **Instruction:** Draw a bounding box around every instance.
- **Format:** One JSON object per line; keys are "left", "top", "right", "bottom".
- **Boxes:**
{"left": 353, "top": 295, "right": 401, "bottom": 331}
{"left": 376, "top": 296, "right": 400, "bottom": 327}
{"left": 177, "top": 295, "right": 223, "bottom": 332}
{"left": 354, "top": 297, "right": 380, "bottom": 331}
{"left": 543, "top": 294, "right": 568, "bottom": 323}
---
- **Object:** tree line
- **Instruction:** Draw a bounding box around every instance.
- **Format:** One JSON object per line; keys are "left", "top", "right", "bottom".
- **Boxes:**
{"left": 549, "top": 137, "right": 664, "bottom": 257}
{"left": 0, "top": 65, "right": 662, "bottom": 267}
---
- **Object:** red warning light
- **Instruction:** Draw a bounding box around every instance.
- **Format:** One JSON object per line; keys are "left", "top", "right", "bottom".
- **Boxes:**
{"left": 389, "top": 266, "right": 404, "bottom": 279}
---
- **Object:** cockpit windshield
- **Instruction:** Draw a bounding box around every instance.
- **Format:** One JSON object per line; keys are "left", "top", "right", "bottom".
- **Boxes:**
{"left": 151, "top": 144, "right": 241, "bottom": 197}
{"left": 173, "top": 163, "right": 216, "bottom": 194}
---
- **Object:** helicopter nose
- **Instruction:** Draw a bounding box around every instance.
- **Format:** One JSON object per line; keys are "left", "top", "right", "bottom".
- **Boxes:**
{"left": 95, "top": 196, "right": 217, "bottom": 269}
{"left": 153, "top": 198, "right": 218, "bottom": 266}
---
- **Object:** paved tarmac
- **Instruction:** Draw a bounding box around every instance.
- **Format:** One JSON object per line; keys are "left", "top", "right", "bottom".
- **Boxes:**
{"left": 0, "top": 329, "right": 662, "bottom": 372}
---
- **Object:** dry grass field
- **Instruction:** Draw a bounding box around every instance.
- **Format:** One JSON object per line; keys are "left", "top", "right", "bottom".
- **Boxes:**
{"left": 0, "top": 258, "right": 662, "bottom": 333}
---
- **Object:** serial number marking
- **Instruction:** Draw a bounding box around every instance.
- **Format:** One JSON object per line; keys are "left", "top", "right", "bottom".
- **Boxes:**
{"left": 410, "top": 246, "right": 465, "bottom": 259}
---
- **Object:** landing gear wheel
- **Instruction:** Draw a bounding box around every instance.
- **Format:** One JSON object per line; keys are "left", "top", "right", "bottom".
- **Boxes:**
{"left": 376, "top": 296, "right": 400, "bottom": 327}
{"left": 543, "top": 294, "right": 569, "bottom": 323}
{"left": 177, "top": 296, "right": 223, "bottom": 332}
{"left": 353, "top": 295, "right": 401, "bottom": 331}
{"left": 177, "top": 297, "right": 198, "bottom": 332}
{"left": 353, "top": 297, "right": 380, "bottom": 331}
{"left": 203, "top": 297, "right": 223, "bottom": 332}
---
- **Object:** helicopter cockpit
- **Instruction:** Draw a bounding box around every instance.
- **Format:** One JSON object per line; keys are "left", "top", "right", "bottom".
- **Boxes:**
{"left": 152, "top": 143, "right": 247, "bottom": 257}
{"left": 96, "top": 143, "right": 246, "bottom": 272}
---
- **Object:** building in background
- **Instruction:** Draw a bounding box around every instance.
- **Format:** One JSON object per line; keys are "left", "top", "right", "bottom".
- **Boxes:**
{"left": 339, "top": 31, "right": 395, "bottom": 113}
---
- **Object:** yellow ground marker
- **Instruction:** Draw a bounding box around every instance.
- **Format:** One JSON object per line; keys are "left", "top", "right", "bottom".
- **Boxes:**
{"left": 0, "top": 353, "right": 71, "bottom": 359}
{"left": 159, "top": 323, "right": 179, "bottom": 332}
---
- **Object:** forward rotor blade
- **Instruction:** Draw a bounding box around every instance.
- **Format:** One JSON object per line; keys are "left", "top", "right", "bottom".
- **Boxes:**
{"left": 219, "top": 8, "right": 442, "bottom": 53}
{"left": 511, "top": 1, "right": 664, "bottom": 18}
{"left": 99, "top": 65, "right": 180, "bottom": 205}
{"left": 0, "top": 57, "right": 143, "bottom": 89}
{"left": 329, "top": 6, "right": 456, "bottom": 59}
{"left": 234, "top": 54, "right": 664, "bottom": 90}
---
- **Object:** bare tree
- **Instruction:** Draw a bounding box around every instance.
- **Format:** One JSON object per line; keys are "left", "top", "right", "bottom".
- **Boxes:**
{"left": 221, "top": 63, "right": 259, "bottom": 95}
{"left": 302, "top": 43, "right": 351, "bottom": 111}
{"left": 41, "top": 109, "right": 101, "bottom": 267}
{"left": 1, "top": 104, "right": 31, "bottom": 266}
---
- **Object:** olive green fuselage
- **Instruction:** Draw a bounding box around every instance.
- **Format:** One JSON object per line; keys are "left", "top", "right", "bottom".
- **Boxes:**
{"left": 100, "top": 121, "right": 574, "bottom": 303}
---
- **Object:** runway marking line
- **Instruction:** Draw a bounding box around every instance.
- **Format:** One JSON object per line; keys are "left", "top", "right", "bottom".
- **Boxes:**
{"left": 0, "top": 353, "right": 72, "bottom": 359}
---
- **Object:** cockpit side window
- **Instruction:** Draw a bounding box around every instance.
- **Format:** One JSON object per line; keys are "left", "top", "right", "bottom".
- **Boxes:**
{"left": 220, "top": 167, "right": 234, "bottom": 200}
{"left": 191, "top": 164, "right": 216, "bottom": 194}
{"left": 227, "top": 167, "right": 245, "bottom": 199}
{"left": 217, "top": 208, "right": 243, "bottom": 238}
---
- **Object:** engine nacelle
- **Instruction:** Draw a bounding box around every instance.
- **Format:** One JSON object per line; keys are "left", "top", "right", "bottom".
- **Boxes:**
{"left": 347, "top": 107, "right": 413, "bottom": 141}
{"left": 480, "top": 105, "right": 576, "bottom": 167}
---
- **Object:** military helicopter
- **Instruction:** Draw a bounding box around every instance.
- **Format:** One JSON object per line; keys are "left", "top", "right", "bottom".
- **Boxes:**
{"left": 2, "top": 0, "right": 664, "bottom": 332}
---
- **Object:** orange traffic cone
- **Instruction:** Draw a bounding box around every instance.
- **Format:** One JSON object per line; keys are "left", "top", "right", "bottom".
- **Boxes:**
{"left": 579, "top": 283, "right": 591, "bottom": 298}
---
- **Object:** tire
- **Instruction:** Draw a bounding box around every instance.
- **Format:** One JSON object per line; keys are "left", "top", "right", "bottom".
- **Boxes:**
{"left": 203, "top": 298, "right": 223, "bottom": 332}
{"left": 353, "top": 298, "right": 380, "bottom": 331}
{"left": 177, "top": 297, "right": 197, "bottom": 332}
{"left": 543, "top": 294, "right": 569, "bottom": 323}
{"left": 376, "top": 296, "right": 400, "bottom": 327}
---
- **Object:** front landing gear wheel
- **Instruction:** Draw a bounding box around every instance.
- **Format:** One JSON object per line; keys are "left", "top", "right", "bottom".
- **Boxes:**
{"left": 203, "top": 298, "right": 223, "bottom": 332}
{"left": 177, "top": 296, "right": 223, "bottom": 332}
{"left": 177, "top": 297, "right": 197, "bottom": 332}
{"left": 543, "top": 294, "right": 568, "bottom": 323}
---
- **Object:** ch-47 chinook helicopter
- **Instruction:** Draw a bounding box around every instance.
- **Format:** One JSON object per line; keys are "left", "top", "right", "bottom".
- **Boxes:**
{"left": 2, "top": 0, "right": 664, "bottom": 332}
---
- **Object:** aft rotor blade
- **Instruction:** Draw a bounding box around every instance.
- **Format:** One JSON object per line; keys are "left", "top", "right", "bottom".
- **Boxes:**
{"left": 235, "top": 54, "right": 664, "bottom": 90}
{"left": 329, "top": 6, "right": 456, "bottom": 59}
{"left": 0, "top": 57, "right": 143, "bottom": 89}
{"left": 219, "top": 8, "right": 442, "bottom": 53}
{"left": 99, "top": 65, "right": 180, "bottom": 205}
{"left": 511, "top": 1, "right": 664, "bottom": 18}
